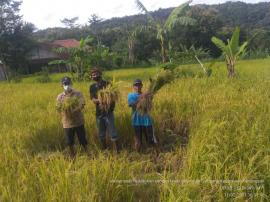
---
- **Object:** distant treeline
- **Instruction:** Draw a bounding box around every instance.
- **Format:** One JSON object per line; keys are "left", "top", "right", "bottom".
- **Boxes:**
{"left": 34, "top": 1, "right": 270, "bottom": 62}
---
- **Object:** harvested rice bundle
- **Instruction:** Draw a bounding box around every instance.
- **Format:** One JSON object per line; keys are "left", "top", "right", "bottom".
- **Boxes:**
{"left": 56, "top": 96, "right": 80, "bottom": 116}
{"left": 136, "top": 92, "right": 153, "bottom": 115}
{"left": 137, "top": 70, "right": 174, "bottom": 115}
{"left": 98, "top": 79, "right": 120, "bottom": 112}
{"left": 148, "top": 70, "right": 175, "bottom": 94}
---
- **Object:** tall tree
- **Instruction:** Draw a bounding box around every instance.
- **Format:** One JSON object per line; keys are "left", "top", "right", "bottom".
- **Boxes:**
{"left": 88, "top": 14, "right": 103, "bottom": 26}
{"left": 61, "top": 17, "right": 79, "bottom": 28}
{"left": 0, "top": 0, "right": 35, "bottom": 78}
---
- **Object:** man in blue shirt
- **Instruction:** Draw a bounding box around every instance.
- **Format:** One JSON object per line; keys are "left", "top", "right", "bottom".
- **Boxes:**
{"left": 128, "top": 79, "right": 158, "bottom": 152}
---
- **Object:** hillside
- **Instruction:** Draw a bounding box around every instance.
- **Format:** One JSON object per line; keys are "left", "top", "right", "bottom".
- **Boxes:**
{"left": 33, "top": 1, "right": 270, "bottom": 62}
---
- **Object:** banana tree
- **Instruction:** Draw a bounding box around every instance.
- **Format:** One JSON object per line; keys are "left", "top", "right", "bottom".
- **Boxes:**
{"left": 52, "top": 36, "right": 94, "bottom": 81}
{"left": 135, "top": 0, "right": 196, "bottom": 63}
{"left": 211, "top": 27, "right": 248, "bottom": 78}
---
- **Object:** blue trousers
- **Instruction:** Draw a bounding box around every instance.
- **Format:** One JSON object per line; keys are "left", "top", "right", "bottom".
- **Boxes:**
{"left": 96, "top": 112, "right": 118, "bottom": 141}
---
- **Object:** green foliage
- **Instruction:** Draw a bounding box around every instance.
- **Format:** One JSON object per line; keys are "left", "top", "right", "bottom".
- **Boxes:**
{"left": 243, "top": 48, "right": 270, "bottom": 59}
{"left": 161, "top": 62, "right": 178, "bottom": 71}
{"left": 164, "top": 0, "right": 196, "bottom": 31}
{"left": 30, "top": 2, "right": 270, "bottom": 66}
{"left": 169, "top": 45, "right": 211, "bottom": 65}
{"left": 10, "top": 75, "right": 22, "bottom": 83}
{"left": 113, "top": 56, "right": 124, "bottom": 67}
{"left": 54, "top": 35, "right": 123, "bottom": 81}
{"left": 0, "top": 1, "right": 36, "bottom": 75}
{"left": 36, "top": 67, "right": 52, "bottom": 83}
{"left": 211, "top": 27, "right": 248, "bottom": 77}
{"left": 135, "top": 0, "right": 196, "bottom": 63}
{"left": 60, "top": 17, "right": 79, "bottom": 28}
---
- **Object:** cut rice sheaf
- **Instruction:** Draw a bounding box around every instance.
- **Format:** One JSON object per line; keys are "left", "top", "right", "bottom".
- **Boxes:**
{"left": 136, "top": 70, "right": 174, "bottom": 115}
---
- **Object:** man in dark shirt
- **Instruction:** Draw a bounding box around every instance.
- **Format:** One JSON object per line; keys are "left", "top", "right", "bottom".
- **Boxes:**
{"left": 89, "top": 68, "right": 119, "bottom": 152}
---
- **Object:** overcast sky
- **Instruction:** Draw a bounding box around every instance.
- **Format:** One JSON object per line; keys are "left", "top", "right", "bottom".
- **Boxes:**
{"left": 20, "top": 0, "right": 269, "bottom": 29}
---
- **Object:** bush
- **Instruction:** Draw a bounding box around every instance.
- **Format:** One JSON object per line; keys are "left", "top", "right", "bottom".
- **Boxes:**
{"left": 113, "top": 56, "right": 124, "bottom": 68}
{"left": 169, "top": 45, "right": 211, "bottom": 65}
{"left": 36, "top": 67, "right": 52, "bottom": 83}
{"left": 36, "top": 75, "right": 52, "bottom": 83}
{"left": 242, "top": 48, "right": 270, "bottom": 59}
{"left": 11, "top": 75, "right": 22, "bottom": 83}
{"left": 161, "top": 62, "right": 178, "bottom": 71}
{"left": 9, "top": 72, "right": 22, "bottom": 83}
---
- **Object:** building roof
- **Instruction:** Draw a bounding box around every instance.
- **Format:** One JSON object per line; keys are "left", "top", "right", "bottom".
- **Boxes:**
{"left": 51, "top": 39, "right": 80, "bottom": 48}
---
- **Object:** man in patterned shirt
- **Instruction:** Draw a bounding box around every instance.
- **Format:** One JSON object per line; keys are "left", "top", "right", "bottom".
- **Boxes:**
{"left": 56, "top": 76, "right": 88, "bottom": 157}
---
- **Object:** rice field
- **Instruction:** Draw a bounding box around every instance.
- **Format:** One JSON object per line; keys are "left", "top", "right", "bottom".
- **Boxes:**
{"left": 0, "top": 58, "right": 269, "bottom": 201}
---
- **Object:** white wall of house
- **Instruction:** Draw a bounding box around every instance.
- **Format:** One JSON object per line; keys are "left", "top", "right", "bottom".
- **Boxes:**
{"left": 29, "top": 47, "right": 59, "bottom": 60}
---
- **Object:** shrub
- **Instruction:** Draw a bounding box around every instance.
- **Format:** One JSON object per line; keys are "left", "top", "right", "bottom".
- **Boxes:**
{"left": 36, "top": 67, "right": 52, "bottom": 83}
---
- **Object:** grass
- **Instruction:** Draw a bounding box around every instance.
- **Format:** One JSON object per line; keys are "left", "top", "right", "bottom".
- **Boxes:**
{"left": 0, "top": 58, "right": 269, "bottom": 201}
{"left": 21, "top": 66, "right": 159, "bottom": 83}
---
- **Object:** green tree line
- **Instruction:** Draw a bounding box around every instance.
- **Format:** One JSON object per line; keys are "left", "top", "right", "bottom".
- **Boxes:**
{"left": 1, "top": 0, "right": 270, "bottom": 77}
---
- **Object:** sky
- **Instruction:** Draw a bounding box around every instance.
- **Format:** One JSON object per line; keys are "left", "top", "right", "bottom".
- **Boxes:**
{"left": 20, "top": 0, "right": 269, "bottom": 29}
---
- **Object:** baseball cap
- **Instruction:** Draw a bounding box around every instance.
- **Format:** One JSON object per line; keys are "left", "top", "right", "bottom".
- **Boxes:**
{"left": 133, "top": 79, "right": 143, "bottom": 86}
{"left": 61, "top": 76, "right": 72, "bottom": 86}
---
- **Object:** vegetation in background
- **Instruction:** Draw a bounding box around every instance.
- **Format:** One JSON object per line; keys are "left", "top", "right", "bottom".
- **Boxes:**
{"left": 52, "top": 36, "right": 123, "bottom": 81}
{"left": 211, "top": 27, "right": 248, "bottom": 78}
{"left": 30, "top": 2, "right": 270, "bottom": 67}
{"left": 135, "top": 0, "right": 196, "bottom": 63}
{"left": 36, "top": 67, "right": 52, "bottom": 83}
{"left": 0, "top": 0, "right": 36, "bottom": 79}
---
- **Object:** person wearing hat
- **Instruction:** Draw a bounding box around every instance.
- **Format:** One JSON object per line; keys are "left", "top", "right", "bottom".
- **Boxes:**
{"left": 128, "top": 79, "right": 157, "bottom": 152}
{"left": 89, "top": 68, "right": 120, "bottom": 152}
{"left": 56, "top": 76, "right": 88, "bottom": 157}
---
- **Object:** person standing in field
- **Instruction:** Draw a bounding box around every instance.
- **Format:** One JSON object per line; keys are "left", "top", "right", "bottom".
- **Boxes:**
{"left": 89, "top": 68, "right": 120, "bottom": 152}
{"left": 56, "top": 76, "right": 88, "bottom": 157}
{"left": 128, "top": 79, "right": 158, "bottom": 152}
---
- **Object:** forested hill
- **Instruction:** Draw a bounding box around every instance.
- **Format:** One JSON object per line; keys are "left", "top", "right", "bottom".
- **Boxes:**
{"left": 33, "top": 1, "right": 270, "bottom": 62}
{"left": 34, "top": 1, "right": 270, "bottom": 41}
{"left": 93, "top": 1, "right": 270, "bottom": 30}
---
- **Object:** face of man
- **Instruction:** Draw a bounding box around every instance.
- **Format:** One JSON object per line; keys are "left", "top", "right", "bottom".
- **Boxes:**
{"left": 63, "top": 84, "right": 72, "bottom": 92}
{"left": 91, "top": 71, "right": 101, "bottom": 82}
{"left": 62, "top": 80, "right": 72, "bottom": 92}
{"left": 133, "top": 83, "right": 142, "bottom": 93}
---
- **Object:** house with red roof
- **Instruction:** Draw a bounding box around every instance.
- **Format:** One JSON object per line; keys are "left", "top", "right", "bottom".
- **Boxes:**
{"left": 28, "top": 39, "right": 80, "bottom": 73}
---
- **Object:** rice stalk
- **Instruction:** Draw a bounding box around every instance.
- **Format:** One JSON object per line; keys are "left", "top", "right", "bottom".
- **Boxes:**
{"left": 98, "top": 78, "right": 121, "bottom": 112}
{"left": 137, "top": 70, "right": 174, "bottom": 115}
{"left": 56, "top": 96, "right": 80, "bottom": 116}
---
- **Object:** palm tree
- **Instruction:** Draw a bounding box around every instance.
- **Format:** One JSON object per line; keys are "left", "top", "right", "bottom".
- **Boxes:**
{"left": 211, "top": 27, "right": 248, "bottom": 78}
{"left": 135, "top": 0, "right": 196, "bottom": 63}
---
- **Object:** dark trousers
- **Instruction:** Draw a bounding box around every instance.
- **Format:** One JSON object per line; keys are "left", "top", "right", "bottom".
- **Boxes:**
{"left": 64, "top": 125, "right": 88, "bottom": 147}
{"left": 134, "top": 125, "right": 155, "bottom": 145}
